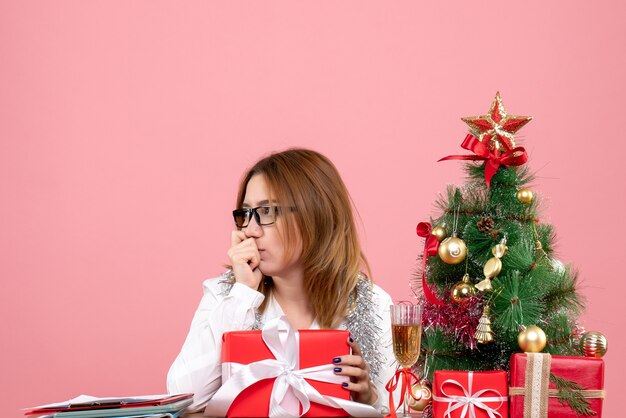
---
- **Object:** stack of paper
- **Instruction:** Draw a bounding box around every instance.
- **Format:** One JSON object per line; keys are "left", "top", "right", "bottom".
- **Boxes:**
{"left": 24, "top": 394, "right": 193, "bottom": 418}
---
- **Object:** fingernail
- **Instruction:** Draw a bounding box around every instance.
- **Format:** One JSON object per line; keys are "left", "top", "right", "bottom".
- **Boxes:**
{"left": 332, "top": 357, "right": 341, "bottom": 363}
{"left": 341, "top": 382, "right": 349, "bottom": 388}
{"left": 334, "top": 367, "right": 342, "bottom": 373}
{"left": 349, "top": 336, "right": 354, "bottom": 343}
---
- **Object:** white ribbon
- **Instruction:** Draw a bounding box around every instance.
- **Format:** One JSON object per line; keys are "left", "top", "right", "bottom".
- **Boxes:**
{"left": 204, "top": 316, "right": 382, "bottom": 418}
{"left": 432, "top": 372, "right": 507, "bottom": 418}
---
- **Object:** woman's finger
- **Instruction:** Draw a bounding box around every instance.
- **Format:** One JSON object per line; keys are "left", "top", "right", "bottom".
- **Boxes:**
{"left": 348, "top": 337, "right": 362, "bottom": 357}
{"left": 229, "top": 245, "right": 262, "bottom": 288}
{"left": 340, "top": 381, "right": 367, "bottom": 393}
{"left": 333, "top": 365, "right": 368, "bottom": 380}
{"left": 230, "top": 248, "right": 260, "bottom": 268}
{"left": 333, "top": 337, "right": 378, "bottom": 406}
{"left": 228, "top": 237, "right": 259, "bottom": 261}
{"left": 349, "top": 338, "right": 370, "bottom": 368}
{"left": 332, "top": 354, "right": 366, "bottom": 369}
{"left": 231, "top": 230, "right": 248, "bottom": 247}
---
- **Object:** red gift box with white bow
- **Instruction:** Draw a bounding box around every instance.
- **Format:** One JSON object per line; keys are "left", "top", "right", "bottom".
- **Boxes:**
{"left": 432, "top": 370, "right": 508, "bottom": 418}
{"left": 203, "top": 316, "right": 382, "bottom": 418}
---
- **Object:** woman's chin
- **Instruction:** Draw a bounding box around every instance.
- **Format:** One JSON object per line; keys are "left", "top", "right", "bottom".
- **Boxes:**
{"left": 257, "top": 262, "right": 273, "bottom": 277}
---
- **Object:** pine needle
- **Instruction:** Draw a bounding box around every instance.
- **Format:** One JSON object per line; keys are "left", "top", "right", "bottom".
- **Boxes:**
{"left": 550, "top": 373, "right": 596, "bottom": 416}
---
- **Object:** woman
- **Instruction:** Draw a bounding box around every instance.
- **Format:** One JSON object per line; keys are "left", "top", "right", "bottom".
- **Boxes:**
{"left": 167, "top": 148, "right": 395, "bottom": 414}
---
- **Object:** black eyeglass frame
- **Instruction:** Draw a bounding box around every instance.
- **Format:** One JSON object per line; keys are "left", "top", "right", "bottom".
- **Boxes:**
{"left": 232, "top": 206, "right": 283, "bottom": 228}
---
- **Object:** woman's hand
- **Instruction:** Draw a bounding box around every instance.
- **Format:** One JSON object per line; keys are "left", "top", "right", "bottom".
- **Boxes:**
{"left": 227, "top": 230, "right": 263, "bottom": 289}
{"left": 332, "top": 337, "right": 378, "bottom": 406}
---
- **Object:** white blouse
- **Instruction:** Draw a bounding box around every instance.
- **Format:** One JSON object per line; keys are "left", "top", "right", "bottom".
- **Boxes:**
{"left": 166, "top": 275, "right": 397, "bottom": 414}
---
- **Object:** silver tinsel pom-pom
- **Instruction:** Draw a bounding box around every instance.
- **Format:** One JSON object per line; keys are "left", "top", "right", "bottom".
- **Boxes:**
{"left": 344, "top": 273, "right": 385, "bottom": 383}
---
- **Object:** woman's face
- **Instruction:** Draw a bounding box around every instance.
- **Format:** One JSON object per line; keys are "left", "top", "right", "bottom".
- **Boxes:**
{"left": 241, "top": 174, "right": 302, "bottom": 277}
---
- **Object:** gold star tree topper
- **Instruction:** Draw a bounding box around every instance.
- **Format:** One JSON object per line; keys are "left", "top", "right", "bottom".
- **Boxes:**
{"left": 461, "top": 92, "right": 532, "bottom": 154}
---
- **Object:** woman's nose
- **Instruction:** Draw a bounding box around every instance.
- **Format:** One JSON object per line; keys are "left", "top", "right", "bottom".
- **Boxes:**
{"left": 243, "top": 216, "right": 263, "bottom": 237}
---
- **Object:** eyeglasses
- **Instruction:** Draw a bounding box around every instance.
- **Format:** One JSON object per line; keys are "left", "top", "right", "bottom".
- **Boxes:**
{"left": 232, "top": 206, "right": 283, "bottom": 228}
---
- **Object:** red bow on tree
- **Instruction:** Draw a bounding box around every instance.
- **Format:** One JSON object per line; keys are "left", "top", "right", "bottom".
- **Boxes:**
{"left": 416, "top": 222, "right": 445, "bottom": 306}
{"left": 438, "top": 134, "right": 528, "bottom": 187}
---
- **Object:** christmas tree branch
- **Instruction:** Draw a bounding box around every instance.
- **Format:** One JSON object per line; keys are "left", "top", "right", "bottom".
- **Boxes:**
{"left": 550, "top": 373, "right": 596, "bottom": 416}
{"left": 492, "top": 272, "right": 545, "bottom": 337}
{"left": 544, "top": 269, "right": 584, "bottom": 315}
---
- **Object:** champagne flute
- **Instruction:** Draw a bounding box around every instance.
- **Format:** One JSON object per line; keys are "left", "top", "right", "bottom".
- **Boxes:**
{"left": 390, "top": 303, "right": 422, "bottom": 417}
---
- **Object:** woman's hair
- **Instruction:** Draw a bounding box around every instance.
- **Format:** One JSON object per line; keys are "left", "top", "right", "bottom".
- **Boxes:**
{"left": 236, "top": 148, "right": 372, "bottom": 329}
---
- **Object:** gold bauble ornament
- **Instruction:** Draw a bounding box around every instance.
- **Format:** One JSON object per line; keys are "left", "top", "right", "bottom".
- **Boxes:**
{"left": 580, "top": 331, "right": 608, "bottom": 358}
{"left": 409, "top": 382, "right": 432, "bottom": 412}
{"left": 451, "top": 274, "right": 476, "bottom": 303}
{"left": 517, "top": 188, "right": 534, "bottom": 204}
{"left": 518, "top": 325, "right": 547, "bottom": 353}
{"left": 438, "top": 235, "right": 467, "bottom": 264}
{"left": 431, "top": 225, "right": 447, "bottom": 242}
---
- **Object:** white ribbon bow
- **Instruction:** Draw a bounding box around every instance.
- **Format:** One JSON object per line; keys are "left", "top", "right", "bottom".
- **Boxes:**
{"left": 204, "top": 316, "right": 382, "bottom": 418}
{"left": 432, "top": 371, "right": 507, "bottom": 418}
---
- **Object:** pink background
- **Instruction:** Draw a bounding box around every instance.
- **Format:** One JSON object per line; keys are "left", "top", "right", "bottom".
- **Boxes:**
{"left": 1, "top": 1, "right": 623, "bottom": 416}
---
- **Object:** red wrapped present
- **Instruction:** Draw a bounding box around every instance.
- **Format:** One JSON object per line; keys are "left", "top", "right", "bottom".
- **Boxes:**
{"left": 432, "top": 370, "right": 508, "bottom": 418}
{"left": 203, "top": 316, "right": 382, "bottom": 418}
{"left": 509, "top": 353, "right": 605, "bottom": 418}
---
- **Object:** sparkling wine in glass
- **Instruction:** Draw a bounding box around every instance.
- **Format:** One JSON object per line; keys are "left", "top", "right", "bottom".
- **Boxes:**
{"left": 390, "top": 303, "right": 422, "bottom": 417}
{"left": 392, "top": 322, "right": 422, "bottom": 368}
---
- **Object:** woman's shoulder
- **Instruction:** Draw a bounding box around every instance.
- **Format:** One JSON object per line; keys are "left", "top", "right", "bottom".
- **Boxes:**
{"left": 357, "top": 272, "right": 393, "bottom": 308}
{"left": 371, "top": 282, "right": 392, "bottom": 298}
{"left": 371, "top": 282, "right": 393, "bottom": 307}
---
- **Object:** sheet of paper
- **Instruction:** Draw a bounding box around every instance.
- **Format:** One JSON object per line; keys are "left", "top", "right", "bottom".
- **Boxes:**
{"left": 27, "top": 394, "right": 173, "bottom": 409}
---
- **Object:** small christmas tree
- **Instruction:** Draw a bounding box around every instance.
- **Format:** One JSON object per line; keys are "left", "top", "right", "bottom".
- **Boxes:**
{"left": 413, "top": 92, "right": 585, "bottom": 379}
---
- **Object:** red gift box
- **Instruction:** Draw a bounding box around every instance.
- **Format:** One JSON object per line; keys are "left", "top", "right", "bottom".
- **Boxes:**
{"left": 204, "top": 316, "right": 354, "bottom": 418}
{"left": 432, "top": 370, "right": 508, "bottom": 418}
{"left": 509, "top": 353, "right": 605, "bottom": 418}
